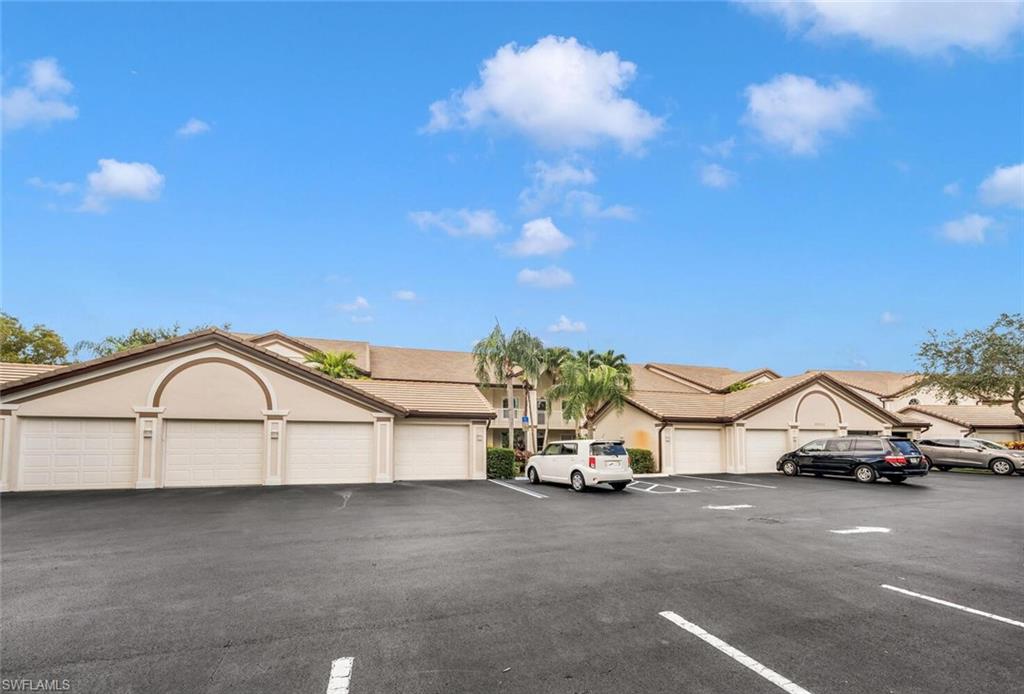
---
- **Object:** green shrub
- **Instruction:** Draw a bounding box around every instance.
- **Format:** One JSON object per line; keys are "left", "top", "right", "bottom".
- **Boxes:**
{"left": 486, "top": 447, "right": 516, "bottom": 479}
{"left": 1006, "top": 441, "right": 1024, "bottom": 450}
{"left": 627, "top": 448, "right": 655, "bottom": 474}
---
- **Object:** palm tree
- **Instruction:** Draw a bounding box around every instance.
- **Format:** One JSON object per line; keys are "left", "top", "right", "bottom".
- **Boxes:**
{"left": 305, "top": 350, "right": 363, "bottom": 379}
{"left": 596, "top": 349, "right": 629, "bottom": 375}
{"left": 548, "top": 354, "right": 633, "bottom": 438}
{"left": 473, "top": 323, "right": 544, "bottom": 450}
{"left": 540, "top": 346, "right": 571, "bottom": 444}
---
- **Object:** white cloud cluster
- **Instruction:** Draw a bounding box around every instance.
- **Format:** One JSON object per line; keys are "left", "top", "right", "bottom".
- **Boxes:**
{"left": 548, "top": 315, "right": 586, "bottom": 333}
{"left": 424, "top": 35, "right": 663, "bottom": 152}
{"left": 942, "top": 181, "right": 961, "bottom": 197}
{"left": 1, "top": 57, "right": 78, "bottom": 130}
{"left": 879, "top": 311, "right": 899, "bottom": 325}
{"left": 978, "top": 163, "right": 1023, "bottom": 208}
{"left": 517, "top": 266, "right": 574, "bottom": 289}
{"left": 27, "top": 177, "right": 76, "bottom": 195}
{"left": 747, "top": 1, "right": 1024, "bottom": 56}
{"left": 941, "top": 213, "right": 994, "bottom": 244}
{"left": 177, "top": 117, "right": 211, "bottom": 137}
{"left": 392, "top": 289, "right": 418, "bottom": 301}
{"left": 80, "top": 159, "right": 165, "bottom": 213}
{"left": 519, "top": 158, "right": 634, "bottom": 220}
{"left": 563, "top": 190, "right": 634, "bottom": 220}
{"left": 743, "top": 74, "right": 873, "bottom": 156}
{"left": 699, "top": 163, "right": 738, "bottom": 189}
{"left": 701, "top": 137, "right": 736, "bottom": 159}
{"left": 508, "top": 217, "right": 573, "bottom": 256}
{"left": 408, "top": 208, "right": 504, "bottom": 237}
{"left": 338, "top": 296, "right": 370, "bottom": 312}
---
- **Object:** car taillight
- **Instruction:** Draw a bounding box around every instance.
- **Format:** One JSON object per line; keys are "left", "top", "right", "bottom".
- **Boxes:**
{"left": 885, "top": 455, "right": 907, "bottom": 466}
{"left": 588, "top": 456, "right": 596, "bottom": 469}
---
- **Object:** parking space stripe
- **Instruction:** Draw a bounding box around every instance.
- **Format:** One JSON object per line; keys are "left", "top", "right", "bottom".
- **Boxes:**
{"left": 704, "top": 504, "right": 753, "bottom": 510}
{"left": 326, "top": 657, "right": 354, "bottom": 694}
{"left": 659, "top": 611, "right": 813, "bottom": 694}
{"left": 671, "top": 475, "right": 777, "bottom": 489}
{"left": 489, "top": 479, "right": 547, "bottom": 499}
{"left": 880, "top": 584, "right": 1024, "bottom": 629}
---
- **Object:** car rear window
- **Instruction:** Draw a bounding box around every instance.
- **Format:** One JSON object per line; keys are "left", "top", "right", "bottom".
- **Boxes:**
{"left": 590, "top": 442, "right": 627, "bottom": 456}
{"left": 890, "top": 440, "right": 921, "bottom": 455}
{"left": 854, "top": 439, "right": 885, "bottom": 451}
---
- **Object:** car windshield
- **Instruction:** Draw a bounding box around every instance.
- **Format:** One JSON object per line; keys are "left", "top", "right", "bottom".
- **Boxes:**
{"left": 590, "top": 442, "right": 627, "bottom": 456}
{"left": 890, "top": 440, "right": 921, "bottom": 455}
{"left": 976, "top": 440, "right": 1007, "bottom": 450}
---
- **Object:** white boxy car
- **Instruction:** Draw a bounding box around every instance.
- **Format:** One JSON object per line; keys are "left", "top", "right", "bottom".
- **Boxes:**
{"left": 525, "top": 439, "right": 634, "bottom": 492}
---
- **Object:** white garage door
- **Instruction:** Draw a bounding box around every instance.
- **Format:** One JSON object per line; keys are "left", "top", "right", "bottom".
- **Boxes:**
{"left": 164, "top": 420, "right": 263, "bottom": 487}
{"left": 745, "top": 429, "right": 789, "bottom": 474}
{"left": 18, "top": 418, "right": 135, "bottom": 491}
{"left": 394, "top": 424, "right": 469, "bottom": 481}
{"left": 672, "top": 428, "right": 723, "bottom": 474}
{"left": 797, "top": 429, "right": 836, "bottom": 448}
{"left": 286, "top": 422, "right": 373, "bottom": 484}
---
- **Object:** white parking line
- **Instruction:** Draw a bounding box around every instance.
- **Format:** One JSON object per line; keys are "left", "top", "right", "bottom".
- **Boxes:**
{"left": 326, "top": 657, "right": 354, "bottom": 694}
{"left": 830, "top": 526, "right": 890, "bottom": 534}
{"left": 704, "top": 504, "right": 754, "bottom": 510}
{"left": 627, "top": 481, "right": 700, "bottom": 494}
{"left": 489, "top": 479, "right": 547, "bottom": 499}
{"left": 672, "top": 475, "right": 777, "bottom": 489}
{"left": 880, "top": 584, "right": 1024, "bottom": 629}
{"left": 659, "top": 612, "right": 813, "bottom": 694}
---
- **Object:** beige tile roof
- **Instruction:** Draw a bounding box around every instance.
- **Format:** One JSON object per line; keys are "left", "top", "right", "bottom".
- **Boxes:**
{"left": 367, "top": 345, "right": 485, "bottom": 384}
{"left": 342, "top": 379, "right": 495, "bottom": 418}
{"left": 647, "top": 363, "right": 778, "bottom": 392}
{"left": 234, "top": 332, "right": 371, "bottom": 372}
{"left": 629, "top": 364, "right": 705, "bottom": 393}
{"left": 817, "top": 369, "right": 922, "bottom": 397}
{"left": 0, "top": 362, "right": 63, "bottom": 385}
{"left": 899, "top": 405, "right": 1022, "bottom": 429}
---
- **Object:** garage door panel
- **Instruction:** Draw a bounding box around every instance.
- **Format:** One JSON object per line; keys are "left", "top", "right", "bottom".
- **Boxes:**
{"left": 394, "top": 424, "right": 470, "bottom": 481}
{"left": 797, "top": 429, "right": 835, "bottom": 448}
{"left": 672, "top": 428, "right": 723, "bottom": 474}
{"left": 163, "top": 420, "right": 263, "bottom": 487}
{"left": 18, "top": 418, "right": 136, "bottom": 491}
{"left": 745, "top": 429, "right": 788, "bottom": 474}
{"left": 287, "top": 422, "right": 373, "bottom": 484}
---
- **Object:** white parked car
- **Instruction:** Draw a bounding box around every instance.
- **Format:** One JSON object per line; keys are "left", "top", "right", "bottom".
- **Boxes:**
{"left": 525, "top": 439, "right": 633, "bottom": 492}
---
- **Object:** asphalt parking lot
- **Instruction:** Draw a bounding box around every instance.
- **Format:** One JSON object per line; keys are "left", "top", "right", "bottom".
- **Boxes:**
{"left": 2, "top": 471, "right": 1021, "bottom": 694}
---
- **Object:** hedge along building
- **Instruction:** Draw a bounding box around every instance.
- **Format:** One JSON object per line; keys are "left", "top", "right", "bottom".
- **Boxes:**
{"left": 0, "top": 330, "right": 495, "bottom": 492}
{"left": 592, "top": 370, "right": 928, "bottom": 474}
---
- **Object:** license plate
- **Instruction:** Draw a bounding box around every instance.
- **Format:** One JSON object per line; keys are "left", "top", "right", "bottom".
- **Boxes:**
{"left": 908, "top": 457, "right": 919, "bottom": 464}
{"left": 608, "top": 461, "right": 619, "bottom": 468}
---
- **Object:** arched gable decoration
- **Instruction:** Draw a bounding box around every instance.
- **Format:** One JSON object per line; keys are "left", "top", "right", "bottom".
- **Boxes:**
{"left": 148, "top": 356, "right": 277, "bottom": 409}
{"left": 793, "top": 388, "right": 843, "bottom": 424}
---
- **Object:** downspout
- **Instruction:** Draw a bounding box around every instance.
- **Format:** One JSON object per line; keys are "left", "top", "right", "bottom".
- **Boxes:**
{"left": 656, "top": 421, "right": 669, "bottom": 473}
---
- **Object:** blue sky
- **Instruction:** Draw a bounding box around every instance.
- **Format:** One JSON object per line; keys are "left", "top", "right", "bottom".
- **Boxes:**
{"left": 3, "top": 2, "right": 1022, "bottom": 374}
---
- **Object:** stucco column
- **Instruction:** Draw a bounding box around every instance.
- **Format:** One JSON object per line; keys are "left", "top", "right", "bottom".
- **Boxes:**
{"left": 373, "top": 414, "right": 395, "bottom": 483}
{"left": 881, "top": 425, "right": 892, "bottom": 437}
{"left": 133, "top": 406, "right": 164, "bottom": 489}
{"left": 788, "top": 422, "right": 800, "bottom": 451}
{"left": 838, "top": 423, "right": 848, "bottom": 438}
{"left": 729, "top": 422, "right": 747, "bottom": 474}
{"left": 0, "top": 405, "right": 18, "bottom": 493}
{"left": 262, "top": 409, "right": 289, "bottom": 486}
{"left": 661, "top": 427, "right": 674, "bottom": 475}
{"left": 470, "top": 421, "right": 487, "bottom": 480}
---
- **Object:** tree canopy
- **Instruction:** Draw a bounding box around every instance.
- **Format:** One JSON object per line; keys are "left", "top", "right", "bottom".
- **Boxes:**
{"left": 917, "top": 313, "right": 1024, "bottom": 423}
{"left": 74, "top": 323, "right": 231, "bottom": 358}
{"left": 305, "top": 350, "right": 364, "bottom": 379}
{"left": 0, "top": 312, "right": 69, "bottom": 364}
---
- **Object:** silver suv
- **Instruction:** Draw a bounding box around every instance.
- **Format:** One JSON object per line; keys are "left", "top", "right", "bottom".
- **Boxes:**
{"left": 916, "top": 438, "right": 1024, "bottom": 476}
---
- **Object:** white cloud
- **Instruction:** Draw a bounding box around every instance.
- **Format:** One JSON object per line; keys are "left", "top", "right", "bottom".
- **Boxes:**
{"left": 517, "top": 266, "right": 574, "bottom": 289}
{"left": 880, "top": 311, "right": 899, "bottom": 325}
{"left": 700, "top": 137, "right": 736, "bottom": 159}
{"left": 743, "top": 74, "right": 873, "bottom": 156}
{"left": 392, "top": 289, "right": 418, "bottom": 301}
{"left": 27, "top": 177, "right": 76, "bottom": 195}
{"left": 1, "top": 57, "right": 78, "bottom": 130}
{"left": 423, "top": 35, "right": 663, "bottom": 152}
{"left": 699, "top": 163, "right": 738, "bottom": 189}
{"left": 508, "top": 217, "right": 574, "bottom": 256}
{"left": 941, "top": 213, "right": 994, "bottom": 244}
{"left": 548, "top": 315, "right": 587, "bottom": 333}
{"left": 79, "top": 159, "right": 165, "bottom": 213}
{"left": 350, "top": 315, "right": 374, "bottom": 324}
{"left": 176, "top": 117, "right": 211, "bottom": 137}
{"left": 519, "top": 159, "right": 596, "bottom": 212}
{"left": 563, "top": 190, "right": 635, "bottom": 220}
{"left": 338, "top": 296, "right": 370, "bottom": 312}
{"left": 851, "top": 357, "right": 869, "bottom": 368}
{"left": 408, "top": 208, "right": 504, "bottom": 237}
{"left": 978, "top": 163, "right": 1023, "bottom": 208}
{"left": 746, "top": 1, "right": 1024, "bottom": 56}
{"left": 942, "top": 181, "right": 961, "bottom": 197}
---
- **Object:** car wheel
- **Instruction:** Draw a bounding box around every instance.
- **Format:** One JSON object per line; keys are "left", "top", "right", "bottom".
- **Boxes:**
{"left": 855, "top": 465, "right": 877, "bottom": 483}
{"left": 571, "top": 471, "right": 586, "bottom": 492}
{"left": 938, "top": 465, "right": 951, "bottom": 472}
{"left": 781, "top": 460, "right": 799, "bottom": 476}
{"left": 990, "top": 458, "right": 1014, "bottom": 476}
{"left": 527, "top": 467, "right": 540, "bottom": 484}
{"left": 610, "top": 481, "right": 628, "bottom": 491}
{"left": 889, "top": 477, "right": 907, "bottom": 484}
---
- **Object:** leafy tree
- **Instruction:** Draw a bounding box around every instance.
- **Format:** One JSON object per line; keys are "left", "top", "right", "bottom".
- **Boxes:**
{"left": 540, "top": 346, "right": 572, "bottom": 442}
{"left": 473, "top": 322, "right": 544, "bottom": 451}
{"left": 595, "top": 349, "right": 629, "bottom": 373}
{"left": 917, "top": 313, "right": 1024, "bottom": 424}
{"left": 305, "top": 350, "right": 364, "bottom": 379}
{"left": 548, "top": 352, "right": 634, "bottom": 437}
{"left": 74, "top": 322, "right": 231, "bottom": 358}
{"left": 0, "top": 312, "right": 69, "bottom": 364}
{"left": 726, "top": 381, "right": 751, "bottom": 393}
